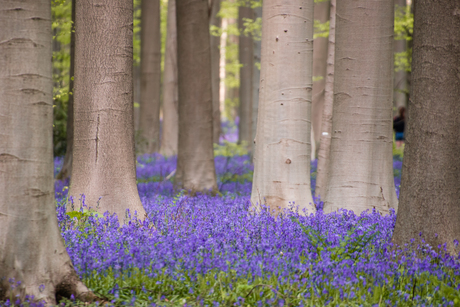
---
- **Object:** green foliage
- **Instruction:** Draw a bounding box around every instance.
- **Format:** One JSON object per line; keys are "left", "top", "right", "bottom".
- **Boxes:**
{"left": 242, "top": 17, "right": 262, "bottom": 41}
{"left": 394, "top": 5, "right": 413, "bottom": 73}
{"left": 314, "top": 20, "right": 330, "bottom": 39}
{"left": 214, "top": 141, "right": 249, "bottom": 157}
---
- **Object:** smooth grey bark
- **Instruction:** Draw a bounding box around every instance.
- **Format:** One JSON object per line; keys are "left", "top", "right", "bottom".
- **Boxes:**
{"left": 70, "top": 0, "right": 146, "bottom": 220}
{"left": 393, "top": 0, "right": 408, "bottom": 111}
{"left": 238, "top": 5, "right": 254, "bottom": 149}
{"left": 160, "top": 0, "right": 179, "bottom": 156}
{"left": 251, "top": 0, "right": 315, "bottom": 215}
{"left": 315, "top": 0, "right": 336, "bottom": 199}
{"left": 210, "top": 0, "right": 222, "bottom": 143}
{"left": 175, "top": 0, "right": 218, "bottom": 192}
{"left": 0, "top": 1, "right": 94, "bottom": 303}
{"left": 392, "top": 0, "right": 460, "bottom": 255}
{"left": 251, "top": 6, "right": 262, "bottom": 156}
{"left": 322, "top": 0, "right": 397, "bottom": 215}
{"left": 311, "top": 0, "right": 330, "bottom": 155}
{"left": 57, "top": 0, "right": 76, "bottom": 181}
{"left": 139, "top": 0, "right": 161, "bottom": 154}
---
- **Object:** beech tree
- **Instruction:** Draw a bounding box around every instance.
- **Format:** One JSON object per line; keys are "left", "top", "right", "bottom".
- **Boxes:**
{"left": 238, "top": 4, "right": 254, "bottom": 148}
{"left": 160, "top": 0, "right": 179, "bottom": 156}
{"left": 210, "top": 0, "right": 222, "bottom": 143}
{"left": 175, "top": 0, "right": 218, "bottom": 192}
{"left": 392, "top": 0, "right": 460, "bottom": 254}
{"left": 315, "top": 0, "right": 336, "bottom": 199}
{"left": 56, "top": 0, "right": 76, "bottom": 180}
{"left": 0, "top": 1, "right": 94, "bottom": 303}
{"left": 69, "top": 0, "right": 146, "bottom": 220}
{"left": 251, "top": 5, "right": 262, "bottom": 155}
{"left": 251, "top": 0, "right": 315, "bottom": 215}
{"left": 139, "top": 0, "right": 161, "bottom": 154}
{"left": 322, "top": 0, "right": 398, "bottom": 215}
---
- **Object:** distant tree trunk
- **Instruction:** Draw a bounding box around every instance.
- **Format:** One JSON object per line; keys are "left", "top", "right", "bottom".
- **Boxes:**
{"left": 70, "top": 0, "right": 146, "bottom": 220}
{"left": 251, "top": 6, "right": 262, "bottom": 156}
{"left": 175, "top": 0, "right": 217, "bottom": 192}
{"left": 311, "top": 0, "right": 330, "bottom": 157}
{"left": 238, "top": 5, "right": 254, "bottom": 149}
{"left": 322, "top": 0, "right": 397, "bottom": 215}
{"left": 139, "top": 0, "right": 161, "bottom": 154}
{"left": 315, "top": 0, "right": 336, "bottom": 199}
{"left": 0, "top": 0, "right": 95, "bottom": 303}
{"left": 210, "top": 0, "right": 222, "bottom": 143}
{"left": 392, "top": 0, "right": 460, "bottom": 255}
{"left": 133, "top": 65, "right": 141, "bottom": 132}
{"left": 393, "top": 0, "right": 408, "bottom": 111}
{"left": 160, "top": 0, "right": 179, "bottom": 156}
{"left": 56, "top": 0, "right": 76, "bottom": 181}
{"left": 251, "top": 0, "right": 315, "bottom": 215}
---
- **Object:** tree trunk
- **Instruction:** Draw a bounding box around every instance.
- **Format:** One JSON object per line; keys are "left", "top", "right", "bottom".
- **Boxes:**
{"left": 238, "top": 5, "right": 254, "bottom": 149}
{"left": 70, "top": 0, "right": 146, "bottom": 221}
{"left": 251, "top": 0, "right": 315, "bottom": 215}
{"left": 251, "top": 6, "right": 262, "bottom": 156}
{"left": 315, "top": 0, "right": 336, "bottom": 199}
{"left": 175, "top": 0, "right": 218, "bottom": 192}
{"left": 322, "top": 0, "right": 397, "bottom": 215}
{"left": 210, "top": 0, "right": 222, "bottom": 143}
{"left": 56, "top": 0, "right": 76, "bottom": 181}
{"left": 0, "top": 1, "right": 94, "bottom": 303}
{"left": 160, "top": 0, "right": 179, "bottom": 156}
{"left": 133, "top": 65, "right": 141, "bottom": 132}
{"left": 392, "top": 0, "right": 460, "bottom": 255}
{"left": 138, "top": 0, "right": 161, "bottom": 154}
{"left": 393, "top": 0, "right": 408, "bottom": 111}
{"left": 311, "top": 0, "right": 330, "bottom": 157}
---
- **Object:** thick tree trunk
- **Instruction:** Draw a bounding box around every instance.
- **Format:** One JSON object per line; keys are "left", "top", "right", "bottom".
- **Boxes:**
{"left": 393, "top": 0, "right": 408, "bottom": 111}
{"left": 251, "top": 6, "right": 262, "bottom": 156}
{"left": 210, "top": 0, "right": 222, "bottom": 143}
{"left": 322, "top": 0, "right": 397, "bottom": 215}
{"left": 175, "top": 0, "right": 218, "bottom": 192}
{"left": 70, "top": 0, "right": 146, "bottom": 220}
{"left": 139, "top": 0, "right": 161, "bottom": 154}
{"left": 56, "top": 0, "right": 76, "bottom": 181}
{"left": 0, "top": 1, "right": 94, "bottom": 303}
{"left": 315, "top": 0, "right": 336, "bottom": 199}
{"left": 311, "top": 0, "right": 330, "bottom": 156}
{"left": 238, "top": 5, "right": 254, "bottom": 149}
{"left": 160, "top": 0, "right": 179, "bottom": 156}
{"left": 251, "top": 0, "right": 315, "bottom": 215}
{"left": 133, "top": 65, "right": 141, "bottom": 132}
{"left": 392, "top": 0, "right": 460, "bottom": 255}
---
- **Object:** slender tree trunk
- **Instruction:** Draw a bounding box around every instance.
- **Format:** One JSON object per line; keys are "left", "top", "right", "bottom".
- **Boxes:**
{"left": 393, "top": 0, "right": 408, "bottom": 111}
{"left": 311, "top": 0, "right": 330, "bottom": 156}
{"left": 70, "top": 0, "right": 146, "bottom": 220}
{"left": 210, "top": 0, "right": 222, "bottom": 143}
{"left": 238, "top": 5, "right": 254, "bottom": 149}
{"left": 160, "top": 0, "right": 179, "bottom": 156}
{"left": 251, "top": 6, "right": 262, "bottom": 156}
{"left": 139, "top": 0, "right": 161, "bottom": 154}
{"left": 175, "top": 0, "right": 217, "bottom": 192}
{"left": 322, "top": 0, "right": 397, "bottom": 215}
{"left": 0, "top": 1, "right": 94, "bottom": 303}
{"left": 392, "top": 0, "right": 460, "bottom": 255}
{"left": 57, "top": 0, "right": 76, "bottom": 181}
{"left": 251, "top": 0, "right": 315, "bottom": 215}
{"left": 315, "top": 0, "right": 336, "bottom": 199}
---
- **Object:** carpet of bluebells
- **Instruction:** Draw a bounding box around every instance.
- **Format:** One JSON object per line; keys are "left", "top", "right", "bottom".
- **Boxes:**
{"left": 5, "top": 125, "right": 460, "bottom": 306}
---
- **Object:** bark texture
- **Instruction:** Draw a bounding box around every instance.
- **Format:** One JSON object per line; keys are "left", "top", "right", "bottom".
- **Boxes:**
{"left": 139, "top": 0, "right": 161, "bottom": 154}
{"left": 56, "top": 0, "right": 76, "bottom": 181}
{"left": 251, "top": 6, "right": 262, "bottom": 156}
{"left": 251, "top": 0, "right": 315, "bottom": 215}
{"left": 315, "top": 0, "right": 336, "bottom": 199}
{"left": 238, "top": 5, "right": 254, "bottom": 149}
{"left": 322, "top": 0, "right": 397, "bottom": 215}
{"left": 392, "top": 0, "right": 460, "bottom": 254}
{"left": 160, "top": 0, "right": 179, "bottom": 156}
{"left": 175, "top": 0, "right": 218, "bottom": 192}
{"left": 0, "top": 1, "right": 94, "bottom": 303}
{"left": 70, "top": 0, "right": 146, "bottom": 220}
{"left": 210, "top": 0, "right": 222, "bottom": 143}
{"left": 311, "top": 0, "right": 330, "bottom": 154}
